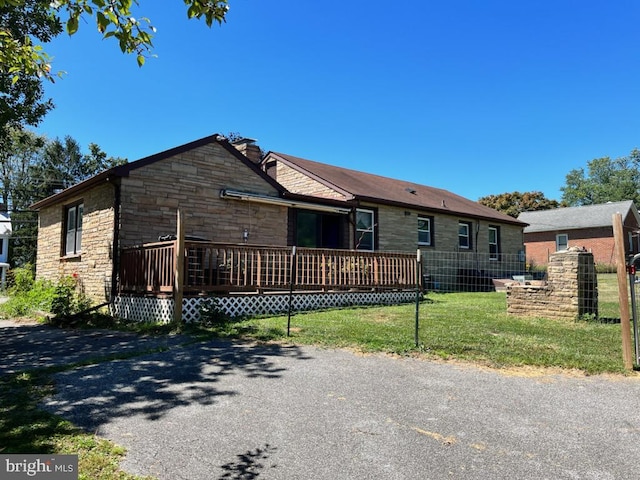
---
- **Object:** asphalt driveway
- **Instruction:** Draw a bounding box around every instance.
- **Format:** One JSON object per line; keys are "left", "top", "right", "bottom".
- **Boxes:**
{"left": 3, "top": 319, "right": 640, "bottom": 479}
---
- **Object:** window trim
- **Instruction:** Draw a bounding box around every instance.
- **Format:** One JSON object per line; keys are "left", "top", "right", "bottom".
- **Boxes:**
{"left": 418, "top": 215, "right": 433, "bottom": 246}
{"left": 458, "top": 221, "right": 472, "bottom": 250}
{"left": 489, "top": 225, "right": 500, "bottom": 261}
{"left": 556, "top": 233, "right": 568, "bottom": 252}
{"left": 355, "top": 208, "right": 375, "bottom": 251}
{"left": 63, "top": 201, "right": 84, "bottom": 257}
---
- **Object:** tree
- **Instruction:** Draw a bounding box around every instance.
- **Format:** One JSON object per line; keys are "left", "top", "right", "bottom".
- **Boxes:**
{"left": 0, "top": 128, "right": 46, "bottom": 267}
{"left": 0, "top": 0, "right": 230, "bottom": 79}
{"left": 0, "top": 127, "right": 45, "bottom": 210}
{"left": 0, "top": 0, "right": 63, "bottom": 141}
{"left": 561, "top": 150, "right": 640, "bottom": 206}
{"left": 478, "top": 191, "right": 562, "bottom": 218}
{"left": 0, "top": 131, "right": 126, "bottom": 266}
{"left": 28, "top": 135, "right": 126, "bottom": 199}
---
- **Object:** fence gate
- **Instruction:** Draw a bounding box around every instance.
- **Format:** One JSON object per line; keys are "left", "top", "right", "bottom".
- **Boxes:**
{"left": 627, "top": 253, "right": 640, "bottom": 365}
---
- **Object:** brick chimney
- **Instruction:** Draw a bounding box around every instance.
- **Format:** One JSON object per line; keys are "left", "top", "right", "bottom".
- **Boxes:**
{"left": 232, "top": 138, "right": 262, "bottom": 164}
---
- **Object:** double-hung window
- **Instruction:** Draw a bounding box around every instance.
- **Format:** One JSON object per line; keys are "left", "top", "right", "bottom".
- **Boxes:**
{"left": 556, "top": 233, "right": 568, "bottom": 252}
{"left": 64, "top": 202, "right": 83, "bottom": 256}
{"left": 458, "top": 221, "right": 472, "bottom": 249}
{"left": 356, "top": 209, "right": 374, "bottom": 250}
{"left": 418, "top": 216, "right": 432, "bottom": 246}
{"left": 489, "top": 226, "right": 500, "bottom": 260}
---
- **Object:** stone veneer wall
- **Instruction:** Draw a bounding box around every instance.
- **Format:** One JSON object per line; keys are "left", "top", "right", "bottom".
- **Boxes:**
{"left": 36, "top": 182, "right": 116, "bottom": 302}
{"left": 119, "top": 142, "right": 288, "bottom": 247}
{"left": 506, "top": 250, "right": 598, "bottom": 320}
{"left": 274, "top": 161, "right": 348, "bottom": 200}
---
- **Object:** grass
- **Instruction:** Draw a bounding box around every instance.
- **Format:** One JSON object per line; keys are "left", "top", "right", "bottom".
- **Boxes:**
{"left": 0, "top": 370, "right": 153, "bottom": 480}
{"left": 598, "top": 273, "right": 624, "bottom": 319}
{"left": 203, "top": 289, "right": 631, "bottom": 375}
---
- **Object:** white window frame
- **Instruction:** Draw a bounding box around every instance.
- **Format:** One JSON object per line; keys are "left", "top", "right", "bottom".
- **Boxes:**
{"left": 458, "top": 221, "right": 471, "bottom": 249}
{"left": 355, "top": 209, "right": 375, "bottom": 251}
{"left": 556, "top": 233, "right": 568, "bottom": 252}
{"left": 64, "top": 202, "right": 83, "bottom": 256}
{"left": 418, "top": 216, "right": 431, "bottom": 246}
{"left": 489, "top": 226, "right": 499, "bottom": 260}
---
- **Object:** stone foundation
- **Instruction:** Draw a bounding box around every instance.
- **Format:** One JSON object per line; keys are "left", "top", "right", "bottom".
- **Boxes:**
{"left": 507, "top": 250, "right": 598, "bottom": 320}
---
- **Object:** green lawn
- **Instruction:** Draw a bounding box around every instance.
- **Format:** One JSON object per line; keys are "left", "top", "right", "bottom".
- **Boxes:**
{"left": 598, "top": 272, "right": 626, "bottom": 319}
{"left": 207, "top": 287, "right": 632, "bottom": 375}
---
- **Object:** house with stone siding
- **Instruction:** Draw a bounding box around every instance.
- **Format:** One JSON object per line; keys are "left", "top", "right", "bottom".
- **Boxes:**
{"left": 517, "top": 200, "right": 640, "bottom": 268}
{"left": 261, "top": 151, "right": 526, "bottom": 259}
{"left": 31, "top": 134, "right": 527, "bottom": 303}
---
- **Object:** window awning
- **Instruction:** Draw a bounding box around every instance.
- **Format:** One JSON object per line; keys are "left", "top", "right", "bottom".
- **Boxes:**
{"left": 220, "top": 189, "right": 351, "bottom": 214}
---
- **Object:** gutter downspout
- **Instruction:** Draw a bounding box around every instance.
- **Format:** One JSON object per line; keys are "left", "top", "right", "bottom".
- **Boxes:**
{"left": 108, "top": 177, "right": 121, "bottom": 304}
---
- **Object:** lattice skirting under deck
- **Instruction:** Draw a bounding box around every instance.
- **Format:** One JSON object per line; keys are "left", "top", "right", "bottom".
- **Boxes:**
{"left": 112, "top": 290, "right": 418, "bottom": 324}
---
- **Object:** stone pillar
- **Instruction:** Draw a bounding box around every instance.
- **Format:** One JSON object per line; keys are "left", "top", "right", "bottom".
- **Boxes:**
{"left": 507, "top": 250, "right": 598, "bottom": 320}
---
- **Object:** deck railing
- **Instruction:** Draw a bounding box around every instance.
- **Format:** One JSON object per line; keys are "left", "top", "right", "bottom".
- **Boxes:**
{"left": 119, "top": 241, "right": 420, "bottom": 295}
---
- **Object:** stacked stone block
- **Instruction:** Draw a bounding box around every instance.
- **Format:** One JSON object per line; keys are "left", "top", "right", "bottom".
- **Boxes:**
{"left": 507, "top": 250, "right": 598, "bottom": 320}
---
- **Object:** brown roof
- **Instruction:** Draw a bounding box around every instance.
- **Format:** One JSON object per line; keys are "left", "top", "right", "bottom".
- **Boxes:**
{"left": 268, "top": 152, "right": 525, "bottom": 226}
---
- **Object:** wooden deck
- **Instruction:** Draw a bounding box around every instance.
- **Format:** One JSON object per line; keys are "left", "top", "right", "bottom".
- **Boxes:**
{"left": 119, "top": 241, "right": 421, "bottom": 295}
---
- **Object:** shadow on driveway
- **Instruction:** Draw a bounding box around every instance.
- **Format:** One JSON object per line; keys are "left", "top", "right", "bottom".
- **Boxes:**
{"left": 0, "top": 320, "right": 312, "bottom": 435}
{"left": 0, "top": 320, "right": 187, "bottom": 376}
{"left": 43, "top": 340, "right": 313, "bottom": 431}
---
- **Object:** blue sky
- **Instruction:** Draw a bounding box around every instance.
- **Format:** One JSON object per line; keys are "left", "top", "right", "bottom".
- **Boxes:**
{"left": 36, "top": 1, "right": 640, "bottom": 202}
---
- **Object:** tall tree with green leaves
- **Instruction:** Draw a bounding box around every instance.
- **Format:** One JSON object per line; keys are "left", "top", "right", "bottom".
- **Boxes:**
{"left": 561, "top": 149, "right": 640, "bottom": 206}
{"left": 478, "top": 191, "right": 562, "bottom": 218}
{"left": 0, "top": 0, "right": 230, "bottom": 79}
{"left": 1, "top": 132, "right": 126, "bottom": 266}
{"left": 0, "top": 0, "right": 62, "bottom": 141}
{"left": 0, "top": 129, "right": 46, "bottom": 267}
{"left": 28, "top": 135, "right": 127, "bottom": 199}
{"left": 0, "top": 128, "right": 45, "bottom": 210}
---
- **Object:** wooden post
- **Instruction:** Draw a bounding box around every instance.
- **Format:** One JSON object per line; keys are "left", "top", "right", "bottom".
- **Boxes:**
{"left": 173, "top": 210, "right": 185, "bottom": 328}
{"left": 287, "top": 246, "right": 297, "bottom": 337}
{"left": 612, "top": 213, "right": 634, "bottom": 370}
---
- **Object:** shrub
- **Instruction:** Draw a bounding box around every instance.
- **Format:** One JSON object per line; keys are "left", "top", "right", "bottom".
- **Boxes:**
{"left": 49, "top": 275, "right": 92, "bottom": 318}
{"left": 0, "top": 268, "right": 91, "bottom": 320}
{"left": 197, "top": 296, "right": 231, "bottom": 326}
{"left": 595, "top": 263, "right": 617, "bottom": 274}
{"left": 9, "top": 264, "right": 36, "bottom": 293}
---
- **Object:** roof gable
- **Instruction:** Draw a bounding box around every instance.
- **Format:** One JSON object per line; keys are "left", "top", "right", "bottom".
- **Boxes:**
{"left": 266, "top": 152, "right": 525, "bottom": 226}
{"left": 31, "top": 134, "right": 284, "bottom": 210}
{"left": 518, "top": 201, "right": 640, "bottom": 233}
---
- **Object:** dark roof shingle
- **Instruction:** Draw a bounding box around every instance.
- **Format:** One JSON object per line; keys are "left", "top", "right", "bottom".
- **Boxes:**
{"left": 270, "top": 152, "right": 525, "bottom": 226}
{"left": 518, "top": 201, "right": 640, "bottom": 233}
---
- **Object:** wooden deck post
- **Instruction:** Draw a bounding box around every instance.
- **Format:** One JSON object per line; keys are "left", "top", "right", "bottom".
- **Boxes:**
{"left": 173, "top": 210, "right": 185, "bottom": 327}
{"left": 613, "top": 213, "right": 634, "bottom": 370}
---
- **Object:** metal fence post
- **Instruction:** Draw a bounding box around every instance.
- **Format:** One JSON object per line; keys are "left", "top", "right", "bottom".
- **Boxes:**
{"left": 628, "top": 253, "right": 640, "bottom": 366}
{"left": 415, "top": 249, "right": 421, "bottom": 347}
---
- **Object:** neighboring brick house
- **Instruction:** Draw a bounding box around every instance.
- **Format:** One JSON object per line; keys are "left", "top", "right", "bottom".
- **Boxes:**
{"left": 517, "top": 201, "right": 640, "bottom": 267}
{"left": 31, "top": 134, "right": 527, "bottom": 303}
